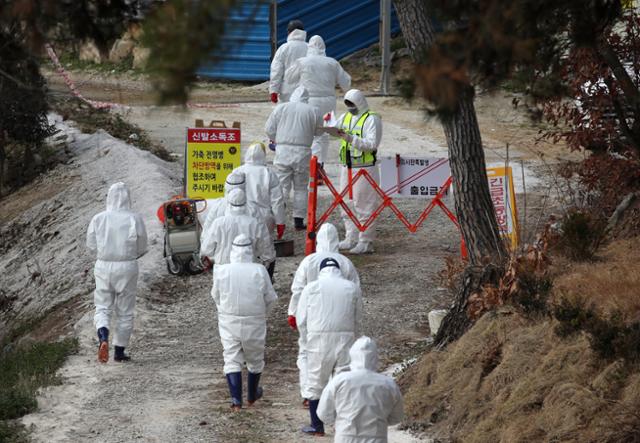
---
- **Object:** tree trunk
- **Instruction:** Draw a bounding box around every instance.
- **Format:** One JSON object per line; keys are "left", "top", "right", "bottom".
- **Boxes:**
{"left": 393, "top": 0, "right": 507, "bottom": 265}
{"left": 434, "top": 264, "right": 501, "bottom": 347}
{"left": 394, "top": 0, "right": 508, "bottom": 345}
{"left": 443, "top": 87, "right": 508, "bottom": 264}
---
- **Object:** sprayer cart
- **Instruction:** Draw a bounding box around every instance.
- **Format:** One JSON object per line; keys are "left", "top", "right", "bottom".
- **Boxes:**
{"left": 161, "top": 198, "right": 204, "bottom": 275}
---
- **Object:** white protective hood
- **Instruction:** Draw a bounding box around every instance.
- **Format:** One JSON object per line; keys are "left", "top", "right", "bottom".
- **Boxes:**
{"left": 224, "top": 169, "right": 246, "bottom": 194}
{"left": 318, "top": 264, "right": 343, "bottom": 279}
{"left": 106, "top": 182, "right": 131, "bottom": 211}
{"left": 244, "top": 143, "right": 266, "bottom": 166}
{"left": 349, "top": 336, "right": 378, "bottom": 371}
{"left": 316, "top": 223, "right": 339, "bottom": 253}
{"left": 229, "top": 234, "right": 253, "bottom": 264}
{"left": 344, "top": 89, "right": 369, "bottom": 114}
{"left": 226, "top": 188, "right": 248, "bottom": 216}
{"left": 288, "top": 28, "right": 307, "bottom": 43}
{"left": 289, "top": 85, "right": 310, "bottom": 104}
{"left": 307, "top": 35, "right": 326, "bottom": 56}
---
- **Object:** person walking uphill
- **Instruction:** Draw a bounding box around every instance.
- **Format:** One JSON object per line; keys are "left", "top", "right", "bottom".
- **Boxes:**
{"left": 296, "top": 258, "right": 363, "bottom": 436}
{"left": 235, "top": 143, "right": 286, "bottom": 241}
{"left": 212, "top": 234, "right": 278, "bottom": 410}
{"left": 86, "top": 182, "right": 148, "bottom": 363}
{"left": 286, "top": 35, "right": 351, "bottom": 164}
{"left": 318, "top": 336, "right": 404, "bottom": 442}
{"left": 334, "top": 89, "right": 383, "bottom": 255}
{"left": 265, "top": 85, "right": 322, "bottom": 230}
{"left": 200, "top": 188, "right": 275, "bottom": 275}
{"left": 269, "top": 19, "right": 307, "bottom": 103}
{"left": 202, "top": 169, "right": 246, "bottom": 232}
{"left": 288, "top": 223, "right": 360, "bottom": 407}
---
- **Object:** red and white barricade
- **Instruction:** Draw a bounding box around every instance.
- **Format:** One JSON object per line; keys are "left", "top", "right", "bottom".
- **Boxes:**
{"left": 305, "top": 155, "right": 467, "bottom": 258}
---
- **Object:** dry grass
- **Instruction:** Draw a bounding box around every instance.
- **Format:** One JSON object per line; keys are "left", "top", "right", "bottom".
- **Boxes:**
{"left": 554, "top": 237, "right": 640, "bottom": 322}
{"left": 400, "top": 237, "right": 640, "bottom": 442}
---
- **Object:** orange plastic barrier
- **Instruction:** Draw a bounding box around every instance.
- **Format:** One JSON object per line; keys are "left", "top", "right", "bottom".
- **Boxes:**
{"left": 305, "top": 156, "right": 467, "bottom": 259}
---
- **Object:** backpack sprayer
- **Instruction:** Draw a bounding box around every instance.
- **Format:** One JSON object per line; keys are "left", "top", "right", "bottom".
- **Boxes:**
{"left": 158, "top": 197, "right": 206, "bottom": 275}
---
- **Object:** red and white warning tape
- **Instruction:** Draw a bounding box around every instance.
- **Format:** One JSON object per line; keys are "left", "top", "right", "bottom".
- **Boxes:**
{"left": 45, "top": 44, "right": 126, "bottom": 110}
{"left": 186, "top": 102, "right": 241, "bottom": 109}
{"left": 46, "top": 43, "right": 249, "bottom": 111}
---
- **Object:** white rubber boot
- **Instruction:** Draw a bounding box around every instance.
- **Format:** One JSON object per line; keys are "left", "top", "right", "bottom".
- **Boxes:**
{"left": 349, "top": 241, "right": 374, "bottom": 254}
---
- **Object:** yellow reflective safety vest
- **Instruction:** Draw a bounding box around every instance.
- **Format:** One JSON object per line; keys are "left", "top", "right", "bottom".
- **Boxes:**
{"left": 339, "top": 111, "right": 377, "bottom": 167}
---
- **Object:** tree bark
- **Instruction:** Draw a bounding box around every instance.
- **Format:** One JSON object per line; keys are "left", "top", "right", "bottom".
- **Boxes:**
{"left": 434, "top": 264, "right": 501, "bottom": 347}
{"left": 393, "top": 0, "right": 507, "bottom": 264}
{"left": 394, "top": 0, "right": 508, "bottom": 345}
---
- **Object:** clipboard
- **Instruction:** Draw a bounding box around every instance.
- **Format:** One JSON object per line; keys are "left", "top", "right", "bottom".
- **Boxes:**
{"left": 321, "top": 126, "right": 344, "bottom": 138}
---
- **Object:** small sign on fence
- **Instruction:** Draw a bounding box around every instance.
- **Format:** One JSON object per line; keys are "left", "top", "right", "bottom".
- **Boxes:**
{"left": 379, "top": 155, "right": 451, "bottom": 198}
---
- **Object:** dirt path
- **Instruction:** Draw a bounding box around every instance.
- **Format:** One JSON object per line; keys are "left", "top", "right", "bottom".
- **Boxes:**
{"left": 22, "top": 191, "right": 456, "bottom": 442}
{"left": 14, "top": 71, "right": 560, "bottom": 441}
{"left": 15, "top": 114, "right": 459, "bottom": 442}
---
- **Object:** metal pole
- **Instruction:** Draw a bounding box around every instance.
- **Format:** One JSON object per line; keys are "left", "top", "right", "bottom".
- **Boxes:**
{"left": 379, "top": 0, "right": 391, "bottom": 95}
{"left": 270, "top": 0, "right": 278, "bottom": 58}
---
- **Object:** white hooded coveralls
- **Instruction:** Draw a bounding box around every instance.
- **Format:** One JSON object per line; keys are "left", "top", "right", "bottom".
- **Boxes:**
{"left": 212, "top": 234, "right": 278, "bottom": 374}
{"left": 200, "top": 188, "right": 275, "bottom": 267}
{"left": 86, "top": 182, "right": 148, "bottom": 347}
{"left": 336, "top": 89, "right": 383, "bottom": 245}
{"left": 235, "top": 144, "right": 286, "bottom": 233}
{"left": 269, "top": 29, "right": 308, "bottom": 102}
{"left": 289, "top": 223, "right": 360, "bottom": 398}
{"left": 286, "top": 35, "right": 351, "bottom": 163}
{"left": 265, "top": 86, "right": 322, "bottom": 219}
{"left": 296, "top": 266, "right": 362, "bottom": 400}
{"left": 202, "top": 169, "right": 246, "bottom": 233}
{"left": 317, "top": 337, "right": 404, "bottom": 443}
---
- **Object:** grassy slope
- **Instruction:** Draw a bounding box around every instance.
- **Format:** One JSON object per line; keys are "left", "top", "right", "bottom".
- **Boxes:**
{"left": 0, "top": 339, "right": 78, "bottom": 442}
{"left": 400, "top": 237, "right": 640, "bottom": 443}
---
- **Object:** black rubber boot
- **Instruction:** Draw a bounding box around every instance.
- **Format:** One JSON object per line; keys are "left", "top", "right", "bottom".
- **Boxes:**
{"left": 301, "top": 399, "right": 325, "bottom": 435}
{"left": 294, "top": 217, "right": 306, "bottom": 231}
{"left": 114, "top": 346, "right": 131, "bottom": 362}
{"left": 97, "top": 327, "right": 109, "bottom": 363}
{"left": 247, "top": 372, "right": 263, "bottom": 406}
{"left": 226, "top": 372, "right": 243, "bottom": 410}
{"left": 266, "top": 261, "right": 275, "bottom": 283}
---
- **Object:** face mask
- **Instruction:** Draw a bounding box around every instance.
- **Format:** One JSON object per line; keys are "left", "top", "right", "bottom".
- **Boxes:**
{"left": 347, "top": 106, "right": 358, "bottom": 115}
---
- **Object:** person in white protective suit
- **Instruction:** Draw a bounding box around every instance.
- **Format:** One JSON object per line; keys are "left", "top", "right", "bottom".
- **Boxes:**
{"left": 235, "top": 142, "right": 286, "bottom": 240}
{"left": 202, "top": 169, "right": 246, "bottom": 233}
{"left": 296, "top": 257, "right": 363, "bottom": 436}
{"left": 212, "top": 234, "right": 278, "bottom": 410}
{"left": 285, "top": 35, "right": 351, "bottom": 164}
{"left": 265, "top": 85, "right": 322, "bottom": 230}
{"left": 86, "top": 182, "right": 148, "bottom": 363}
{"left": 269, "top": 19, "right": 308, "bottom": 103}
{"left": 287, "top": 223, "right": 360, "bottom": 407}
{"left": 200, "top": 188, "right": 275, "bottom": 276}
{"left": 318, "top": 336, "right": 404, "bottom": 442}
{"left": 333, "top": 89, "right": 383, "bottom": 254}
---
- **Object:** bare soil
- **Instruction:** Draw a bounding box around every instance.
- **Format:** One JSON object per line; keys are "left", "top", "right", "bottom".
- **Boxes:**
{"left": 8, "top": 63, "right": 563, "bottom": 441}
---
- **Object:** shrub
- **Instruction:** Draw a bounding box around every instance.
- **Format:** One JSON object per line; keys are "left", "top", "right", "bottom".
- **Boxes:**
{"left": 554, "top": 295, "right": 640, "bottom": 363}
{"left": 558, "top": 210, "right": 606, "bottom": 261}
{"left": 512, "top": 271, "right": 553, "bottom": 316}
{"left": 553, "top": 295, "right": 596, "bottom": 337}
{"left": 0, "top": 30, "right": 56, "bottom": 195}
